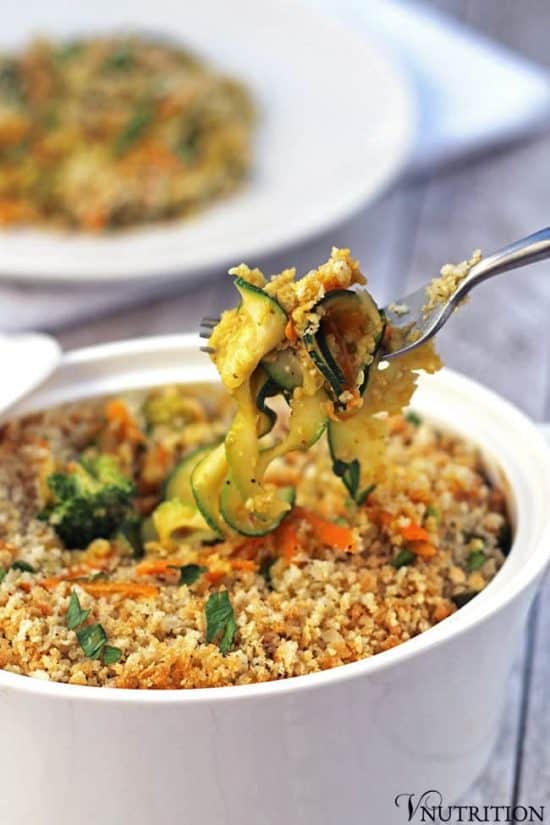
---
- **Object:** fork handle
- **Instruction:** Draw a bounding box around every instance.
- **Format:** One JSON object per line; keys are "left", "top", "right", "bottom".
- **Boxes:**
{"left": 459, "top": 226, "right": 550, "bottom": 295}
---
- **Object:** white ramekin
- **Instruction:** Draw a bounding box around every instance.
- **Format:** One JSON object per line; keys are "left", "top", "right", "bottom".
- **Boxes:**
{"left": 1, "top": 335, "right": 549, "bottom": 825}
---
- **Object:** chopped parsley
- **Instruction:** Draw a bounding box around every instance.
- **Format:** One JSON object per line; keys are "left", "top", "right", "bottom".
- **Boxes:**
{"left": 205, "top": 590, "right": 236, "bottom": 654}
{"left": 405, "top": 411, "right": 422, "bottom": 427}
{"left": 425, "top": 505, "right": 440, "bottom": 520}
{"left": 10, "top": 560, "right": 36, "bottom": 573}
{"left": 102, "top": 645, "right": 123, "bottom": 665}
{"left": 467, "top": 549, "right": 486, "bottom": 572}
{"left": 65, "top": 589, "right": 122, "bottom": 664}
{"left": 357, "top": 483, "right": 377, "bottom": 506}
{"left": 452, "top": 591, "right": 477, "bottom": 609}
{"left": 66, "top": 590, "right": 91, "bottom": 630}
{"left": 392, "top": 549, "right": 416, "bottom": 569}
{"left": 170, "top": 563, "right": 206, "bottom": 586}
{"left": 259, "top": 556, "right": 276, "bottom": 589}
{"left": 0, "top": 567, "right": 6, "bottom": 583}
{"left": 76, "top": 623, "right": 108, "bottom": 659}
{"left": 115, "top": 105, "right": 153, "bottom": 156}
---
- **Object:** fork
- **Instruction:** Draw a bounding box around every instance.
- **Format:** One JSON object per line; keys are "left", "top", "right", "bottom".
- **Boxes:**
{"left": 200, "top": 227, "right": 550, "bottom": 360}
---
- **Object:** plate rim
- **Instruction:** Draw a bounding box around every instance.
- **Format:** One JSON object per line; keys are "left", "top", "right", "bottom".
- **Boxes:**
{"left": 0, "top": 0, "right": 415, "bottom": 284}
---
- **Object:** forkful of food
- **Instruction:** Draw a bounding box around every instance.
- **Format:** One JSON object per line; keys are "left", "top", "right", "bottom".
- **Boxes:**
{"left": 201, "top": 226, "right": 550, "bottom": 364}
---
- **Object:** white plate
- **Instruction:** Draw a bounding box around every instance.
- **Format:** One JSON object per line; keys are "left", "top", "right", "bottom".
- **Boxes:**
{"left": 0, "top": 0, "right": 414, "bottom": 283}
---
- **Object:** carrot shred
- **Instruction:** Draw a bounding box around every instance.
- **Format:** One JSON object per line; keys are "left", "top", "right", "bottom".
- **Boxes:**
{"left": 205, "top": 570, "right": 225, "bottom": 585}
{"left": 135, "top": 559, "right": 180, "bottom": 577}
{"left": 400, "top": 523, "right": 430, "bottom": 543}
{"left": 295, "top": 507, "right": 357, "bottom": 552}
{"left": 285, "top": 320, "right": 298, "bottom": 342}
{"left": 409, "top": 540, "right": 437, "bottom": 559}
{"left": 80, "top": 581, "right": 159, "bottom": 598}
{"left": 233, "top": 536, "right": 266, "bottom": 560}
{"left": 104, "top": 399, "right": 144, "bottom": 443}
{"left": 276, "top": 520, "right": 301, "bottom": 559}
{"left": 230, "top": 558, "right": 258, "bottom": 572}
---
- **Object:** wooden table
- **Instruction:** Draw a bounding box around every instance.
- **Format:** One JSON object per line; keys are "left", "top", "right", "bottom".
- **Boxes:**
{"left": 54, "top": 0, "right": 550, "bottom": 815}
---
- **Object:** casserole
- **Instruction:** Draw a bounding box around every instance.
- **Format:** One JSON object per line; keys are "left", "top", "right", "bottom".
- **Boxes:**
{"left": 1, "top": 335, "right": 549, "bottom": 825}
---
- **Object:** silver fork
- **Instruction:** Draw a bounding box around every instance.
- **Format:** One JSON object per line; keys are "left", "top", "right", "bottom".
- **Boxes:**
{"left": 200, "top": 227, "right": 550, "bottom": 359}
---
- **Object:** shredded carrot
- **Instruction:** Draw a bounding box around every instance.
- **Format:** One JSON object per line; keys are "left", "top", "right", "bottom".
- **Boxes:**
{"left": 285, "top": 320, "right": 298, "bottom": 342}
{"left": 40, "top": 563, "right": 109, "bottom": 590}
{"left": 233, "top": 536, "right": 266, "bottom": 560}
{"left": 135, "top": 559, "right": 180, "bottom": 577}
{"left": 409, "top": 540, "right": 437, "bottom": 559}
{"left": 400, "top": 522, "right": 430, "bottom": 543}
{"left": 205, "top": 570, "right": 226, "bottom": 585}
{"left": 275, "top": 520, "right": 301, "bottom": 559}
{"left": 105, "top": 399, "right": 144, "bottom": 443}
{"left": 81, "top": 207, "right": 107, "bottom": 232}
{"left": 230, "top": 558, "right": 258, "bottom": 572}
{"left": 80, "top": 581, "right": 159, "bottom": 598}
{"left": 296, "top": 508, "right": 357, "bottom": 552}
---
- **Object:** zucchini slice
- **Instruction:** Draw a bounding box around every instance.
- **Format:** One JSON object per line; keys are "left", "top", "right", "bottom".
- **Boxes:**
{"left": 153, "top": 500, "right": 218, "bottom": 546}
{"left": 253, "top": 368, "right": 278, "bottom": 437}
{"left": 257, "top": 389, "right": 328, "bottom": 476}
{"left": 224, "top": 381, "right": 262, "bottom": 500}
{"left": 327, "top": 409, "right": 386, "bottom": 502}
{"left": 261, "top": 348, "right": 303, "bottom": 391}
{"left": 191, "top": 444, "right": 229, "bottom": 537}
{"left": 141, "top": 515, "right": 158, "bottom": 544}
{"left": 209, "top": 278, "right": 287, "bottom": 390}
{"left": 303, "top": 290, "right": 384, "bottom": 406}
{"left": 164, "top": 444, "right": 215, "bottom": 503}
{"left": 220, "top": 475, "right": 295, "bottom": 537}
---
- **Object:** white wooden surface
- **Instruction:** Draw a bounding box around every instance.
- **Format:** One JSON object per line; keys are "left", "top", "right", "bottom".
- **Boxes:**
{"left": 13, "top": 0, "right": 550, "bottom": 814}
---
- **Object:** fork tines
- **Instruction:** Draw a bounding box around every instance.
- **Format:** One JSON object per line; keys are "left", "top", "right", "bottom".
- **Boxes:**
{"left": 199, "top": 317, "right": 220, "bottom": 352}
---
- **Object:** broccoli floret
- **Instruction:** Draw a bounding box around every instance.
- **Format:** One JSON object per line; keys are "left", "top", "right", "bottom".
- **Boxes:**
{"left": 40, "top": 454, "right": 136, "bottom": 549}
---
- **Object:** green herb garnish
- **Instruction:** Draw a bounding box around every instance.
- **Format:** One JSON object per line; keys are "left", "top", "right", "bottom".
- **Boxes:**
{"left": 405, "top": 411, "right": 422, "bottom": 427}
{"left": 392, "top": 549, "right": 416, "bottom": 569}
{"left": 452, "top": 591, "right": 477, "bottom": 609}
{"left": 357, "top": 483, "right": 377, "bottom": 506}
{"left": 425, "top": 505, "right": 440, "bottom": 520}
{"left": 11, "top": 560, "right": 36, "bottom": 573}
{"left": 65, "top": 589, "right": 122, "bottom": 664}
{"left": 118, "top": 516, "right": 144, "bottom": 559}
{"left": 66, "top": 590, "right": 91, "bottom": 630}
{"left": 115, "top": 105, "right": 153, "bottom": 156}
{"left": 102, "top": 645, "right": 123, "bottom": 665}
{"left": 467, "top": 549, "right": 486, "bottom": 572}
{"left": 103, "top": 45, "right": 134, "bottom": 72}
{"left": 259, "top": 556, "right": 276, "bottom": 589}
{"left": 76, "top": 623, "right": 108, "bottom": 660}
{"left": 205, "top": 590, "right": 236, "bottom": 654}
{"left": 171, "top": 563, "right": 206, "bottom": 586}
{"left": 0, "top": 567, "right": 6, "bottom": 583}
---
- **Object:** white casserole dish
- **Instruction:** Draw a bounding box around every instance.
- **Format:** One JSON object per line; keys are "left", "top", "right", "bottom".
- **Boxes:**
{"left": 1, "top": 334, "right": 549, "bottom": 825}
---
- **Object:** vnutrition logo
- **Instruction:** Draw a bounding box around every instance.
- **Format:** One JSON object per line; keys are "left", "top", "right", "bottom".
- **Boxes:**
{"left": 394, "top": 790, "right": 545, "bottom": 823}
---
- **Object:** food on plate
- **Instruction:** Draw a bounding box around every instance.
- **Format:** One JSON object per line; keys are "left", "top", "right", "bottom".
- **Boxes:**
{"left": 0, "top": 35, "right": 253, "bottom": 231}
{"left": 0, "top": 251, "right": 511, "bottom": 689}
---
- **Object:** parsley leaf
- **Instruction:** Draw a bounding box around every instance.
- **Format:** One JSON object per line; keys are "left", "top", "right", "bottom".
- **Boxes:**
{"left": 405, "top": 411, "right": 422, "bottom": 427}
{"left": 392, "top": 549, "right": 416, "bottom": 569}
{"left": 0, "top": 567, "right": 6, "bottom": 583}
{"left": 356, "top": 483, "right": 377, "bottom": 506}
{"left": 66, "top": 590, "right": 91, "bottom": 630}
{"left": 205, "top": 591, "right": 236, "bottom": 654}
{"left": 102, "top": 645, "right": 123, "bottom": 665}
{"left": 76, "top": 623, "right": 108, "bottom": 659}
{"left": 452, "top": 591, "right": 477, "bottom": 609}
{"left": 259, "top": 556, "right": 276, "bottom": 589}
{"left": 11, "top": 560, "right": 36, "bottom": 573}
{"left": 467, "top": 549, "right": 486, "bottom": 572}
{"left": 170, "top": 563, "right": 206, "bottom": 586}
{"left": 66, "top": 588, "right": 122, "bottom": 664}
